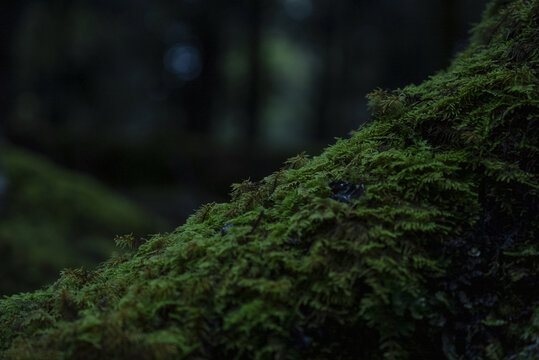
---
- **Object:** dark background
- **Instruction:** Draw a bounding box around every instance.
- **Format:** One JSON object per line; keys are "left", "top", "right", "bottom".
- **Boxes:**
{"left": 0, "top": 0, "right": 486, "bottom": 226}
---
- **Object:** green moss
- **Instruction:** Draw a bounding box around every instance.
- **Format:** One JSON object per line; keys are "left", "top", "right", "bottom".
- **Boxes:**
{"left": 1, "top": 0, "right": 537, "bottom": 358}
{"left": 0, "top": 146, "right": 163, "bottom": 295}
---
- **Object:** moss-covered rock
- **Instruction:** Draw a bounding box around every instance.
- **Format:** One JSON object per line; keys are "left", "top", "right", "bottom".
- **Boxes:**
{"left": 0, "top": 146, "right": 163, "bottom": 295}
{"left": 0, "top": 0, "right": 537, "bottom": 358}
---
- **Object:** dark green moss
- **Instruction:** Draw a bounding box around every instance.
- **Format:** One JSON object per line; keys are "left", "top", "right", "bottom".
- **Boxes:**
{"left": 0, "top": 0, "right": 537, "bottom": 359}
{"left": 0, "top": 146, "right": 163, "bottom": 295}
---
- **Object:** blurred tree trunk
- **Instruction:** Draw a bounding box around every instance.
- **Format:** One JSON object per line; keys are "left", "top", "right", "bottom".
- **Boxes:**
{"left": 315, "top": 1, "right": 352, "bottom": 141}
{"left": 440, "top": 0, "right": 459, "bottom": 68}
{"left": 314, "top": 2, "right": 337, "bottom": 141}
{"left": 246, "top": 0, "right": 263, "bottom": 140}
{"left": 184, "top": 6, "right": 221, "bottom": 135}
{"left": 0, "top": 1, "right": 26, "bottom": 137}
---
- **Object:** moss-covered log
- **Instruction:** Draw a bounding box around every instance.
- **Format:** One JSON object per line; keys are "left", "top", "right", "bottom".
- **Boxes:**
{"left": 1, "top": 0, "right": 537, "bottom": 358}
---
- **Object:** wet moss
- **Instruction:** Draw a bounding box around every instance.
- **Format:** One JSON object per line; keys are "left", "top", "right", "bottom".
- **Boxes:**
{"left": 0, "top": 146, "right": 163, "bottom": 295}
{"left": 0, "top": 0, "right": 537, "bottom": 358}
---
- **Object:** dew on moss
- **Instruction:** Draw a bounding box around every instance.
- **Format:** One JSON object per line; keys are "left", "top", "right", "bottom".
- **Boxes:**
{"left": 287, "top": 236, "right": 298, "bottom": 245}
{"left": 220, "top": 223, "right": 234, "bottom": 235}
{"left": 329, "top": 180, "right": 365, "bottom": 203}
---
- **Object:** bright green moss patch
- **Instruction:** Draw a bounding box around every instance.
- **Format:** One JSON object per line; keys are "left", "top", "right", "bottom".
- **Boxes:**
{"left": 1, "top": 0, "right": 538, "bottom": 358}
{"left": 0, "top": 146, "right": 163, "bottom": 295}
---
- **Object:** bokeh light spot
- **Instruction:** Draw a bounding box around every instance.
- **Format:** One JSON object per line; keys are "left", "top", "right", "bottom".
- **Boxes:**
{"left": 164, "top": 44, "right": 203, "bottom": 81}
{"left": 283, "top": 0, "right": 312, "bottom": 21}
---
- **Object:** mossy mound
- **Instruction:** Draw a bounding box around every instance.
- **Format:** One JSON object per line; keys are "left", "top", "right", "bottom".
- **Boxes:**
{"left": 1, "top": 0, "right": 537, "bottom": 358}
{"left": 0, "top": 146, "right": 163, "bottom": 295}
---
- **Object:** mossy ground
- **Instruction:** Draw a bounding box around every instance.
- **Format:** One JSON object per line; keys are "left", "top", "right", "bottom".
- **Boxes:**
{"left": 1, "top": 0, "right": 538, "bottom": 359}
{"left": 0, "top": 146, "right": 164, "bottom": 295}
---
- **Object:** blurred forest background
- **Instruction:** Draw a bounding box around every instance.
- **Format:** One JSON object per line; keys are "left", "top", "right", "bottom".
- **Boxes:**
{"left": 0, "top": 0, "right": 486, "bottom": 293}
